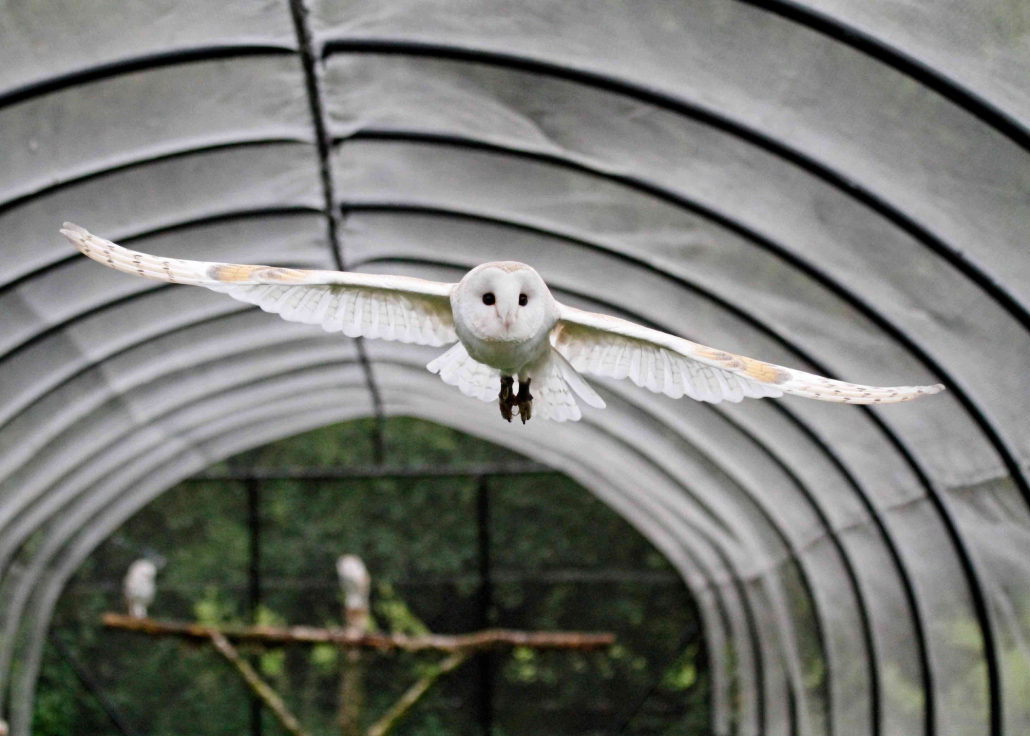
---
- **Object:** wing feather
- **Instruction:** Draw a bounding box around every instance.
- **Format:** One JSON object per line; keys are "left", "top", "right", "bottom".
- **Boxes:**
{"left": 62, "top": 223, "right": 458, "bottom": 347}
{"left": 554, "top": 303, "right": 944, "bottom": 405}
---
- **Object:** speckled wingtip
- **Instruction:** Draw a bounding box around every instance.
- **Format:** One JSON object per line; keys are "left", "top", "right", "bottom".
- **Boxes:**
{"left": 60, "top": 221, "right": 89, "bottom": 237}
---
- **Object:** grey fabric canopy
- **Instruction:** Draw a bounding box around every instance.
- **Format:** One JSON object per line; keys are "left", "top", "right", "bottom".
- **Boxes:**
{"left": 1, "top": 1, "right": 1028, "bottom": 734}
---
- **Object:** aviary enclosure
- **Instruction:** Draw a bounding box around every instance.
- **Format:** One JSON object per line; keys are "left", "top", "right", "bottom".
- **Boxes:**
{"left": 0, "top": 1, "right": 1028, "bottom": 735}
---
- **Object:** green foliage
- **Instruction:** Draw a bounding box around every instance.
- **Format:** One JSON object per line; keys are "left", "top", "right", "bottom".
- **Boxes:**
{"left": 662, "top": 647, "right": 698, "bottom": 691}
{"left": 34, "top": 417, "right": 708, "bottom": 735}
{"left": 194, "top": 586, "right": 237, "bottom": 626}
{"left": 260, "top": 650, "right": 286, "bottom": 679}
{"left": 310, "top": 644, "right": 338, "bottom": 672}
{"left": 375, "top": 582, "right": 431, "bottom": 637}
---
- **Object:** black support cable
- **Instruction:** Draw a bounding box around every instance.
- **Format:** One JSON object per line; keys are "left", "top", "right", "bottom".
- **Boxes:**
{"left": 0, "top": 139, "right": 312, "bottom": 219}
{"left": 613, "top": 625, "right": 700, "bottom": 734}
{"left": 287, "top": 0, "right": 387, "bottom": 464}
{"left": 286, "top": 0, "right": 344, "bottom": 272}
{"left": 0, "top": 46, "right": 295, "bottom": 110}
{"left": 787, "top": 676, "right": 799, "bottom": 736}
{"left": 47, "top": 632, "right": 137, "bottom": 736}
{"left": 197, "top": 462, "right": 553, "bottom": 481}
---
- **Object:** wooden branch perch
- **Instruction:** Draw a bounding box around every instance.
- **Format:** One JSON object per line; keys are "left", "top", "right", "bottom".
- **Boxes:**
{"left": 366, "top": 649, "right": 472, "bottom": 736}
{"left": 102, "top": 613, "right": 615, "bottom": 651}
{"left": 208, "top": 630, "right": 308, "bottom": 736}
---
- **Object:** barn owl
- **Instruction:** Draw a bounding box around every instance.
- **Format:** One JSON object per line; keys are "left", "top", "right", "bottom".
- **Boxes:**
{"left": 61, "top": 224, "right": 943, "bottom": 423}
{"left": 123, "top": 559, "right": 157, "bottom": 619}
{"left": 337, "top": 555, "right": 371, "bottom": 612}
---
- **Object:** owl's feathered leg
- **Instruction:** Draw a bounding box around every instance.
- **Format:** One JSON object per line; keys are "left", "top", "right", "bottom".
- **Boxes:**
{"left": 499, "top": 375, "right": 515, "bottom": 422}
{"left": 516, "top": 379, "right": 533, "bottom": 424}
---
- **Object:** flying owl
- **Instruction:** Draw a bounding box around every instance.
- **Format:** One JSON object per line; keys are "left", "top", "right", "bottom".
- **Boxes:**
{"left": 61, "top": 224, "right": 943, "bottom": 424}
{"left": 123, "top": 559, "right": 157, "bottom": 619}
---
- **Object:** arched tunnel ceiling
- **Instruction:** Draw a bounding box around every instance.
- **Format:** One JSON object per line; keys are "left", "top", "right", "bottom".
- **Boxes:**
{"left": 0, "top": 1, "right": 1028, "bottom": 735}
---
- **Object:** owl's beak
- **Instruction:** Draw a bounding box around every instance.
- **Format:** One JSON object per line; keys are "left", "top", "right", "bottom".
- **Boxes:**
{"left": 501, "top": 305, "right": 518, "bottom": 330}
{"left": 495, "top": 283, "right": 521, "bottom": 330}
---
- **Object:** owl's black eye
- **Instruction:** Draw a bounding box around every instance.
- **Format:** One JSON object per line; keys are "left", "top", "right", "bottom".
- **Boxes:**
{"left": 482, "top": 293, "right": 495, "bottom": 306}
{"left": 518, "top": 293, "right": 528, "bottom": 306}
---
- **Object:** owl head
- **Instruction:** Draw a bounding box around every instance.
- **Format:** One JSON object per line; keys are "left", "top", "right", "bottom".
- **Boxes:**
{"left": 455, "top": 262, "right": 557, "bottom": 342}
{"left": 129, "top": 559, "right": 157, "bottom": 580}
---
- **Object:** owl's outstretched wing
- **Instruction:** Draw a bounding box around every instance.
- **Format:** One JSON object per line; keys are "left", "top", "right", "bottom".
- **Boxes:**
{"left": 61, "top": 223, "right": 457, "bottom": 346}
{"left": 553, "top": 303, "right": 944, "bottom": 405}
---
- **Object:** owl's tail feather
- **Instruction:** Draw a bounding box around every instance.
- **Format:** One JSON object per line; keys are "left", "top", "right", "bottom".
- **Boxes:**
{"left": 525, "top": 350, "right": 606, "bottom": 423}
{"left": 427, "top": 343, "right": 501, "bottom": 403}
{"left": 551, "top": 349, "right": 606, "bottom": 410}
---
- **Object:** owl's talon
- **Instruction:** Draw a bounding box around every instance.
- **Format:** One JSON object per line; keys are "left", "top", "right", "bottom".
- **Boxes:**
{"left": 499, "top": 376, "right": 515, "bottom": 422}
{"left": 517, "top": 379, "right": 533, "bottom": 424}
